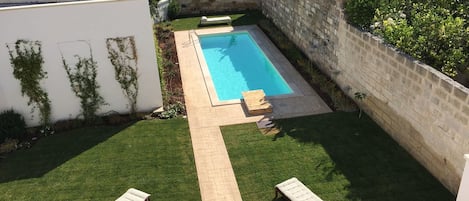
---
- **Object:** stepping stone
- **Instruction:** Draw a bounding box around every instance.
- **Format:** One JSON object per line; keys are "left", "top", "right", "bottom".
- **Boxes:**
{"left": 256, "top": 119, "right": 275, "bottom": 129}
{"left": 242, "top": 90, "right": 273, "bottom": 116}
{"left": 257, "top": 118, "right": 280, "bottom": 135}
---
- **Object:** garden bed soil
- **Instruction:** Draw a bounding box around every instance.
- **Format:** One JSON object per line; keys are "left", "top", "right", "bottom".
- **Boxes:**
{"left": 155, "top": 24, "right": 186, "bottom": 109}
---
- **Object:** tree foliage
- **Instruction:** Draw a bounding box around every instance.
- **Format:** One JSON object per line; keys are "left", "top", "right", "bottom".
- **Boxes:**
{"left": 345, "top": 0, "right": 469, "bottom": 83}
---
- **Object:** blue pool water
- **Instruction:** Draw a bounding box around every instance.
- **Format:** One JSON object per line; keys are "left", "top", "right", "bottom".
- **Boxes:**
{"left": 199, "top": 32, "right": 293, "bottom": 101}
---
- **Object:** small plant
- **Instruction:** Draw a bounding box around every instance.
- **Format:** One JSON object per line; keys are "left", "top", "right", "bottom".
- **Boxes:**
{"left": 0, "top": 109, "right": 26, "bottom": 143}
{"left": 62, "top": 47, "right": 106, "bottom": 123}
{"left": 0, "top": 138, "right": 19, "bottom": 154}
{"left": 158, "top": 102, "right": 185, "bottom": 119}
{"left": 39, "top": 126, "right": 54, "bottom": 137}
{"left": 7, "top": 40, "right": 51, "bottom": 126}
{"left": 354, "top": 92, "right": 367, "bottom": 118}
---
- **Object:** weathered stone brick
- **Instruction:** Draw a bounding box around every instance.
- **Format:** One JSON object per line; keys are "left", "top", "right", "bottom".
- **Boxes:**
{"left": 440, "top": 79, "right": 454, "bottom": 93}
{"left": 387, "top": 59, "right": 398, "bottom": 69}
{"left": 412, "top": 83, "right": 422, "bottom": 95}
{"left": 364, "top": 43, "right": 371, "bottom": 51}
{"left": 357, "top": 39, "right": 365, "bottom": 48}
{"left": 403, "top": 57, "right": 413, "bottom": 68}
{"left": 435, "top": 88, "right": 448, "bottom": 100}
{"left": 453, "top": 86, "right": 468, "bottom": 101}
{"left": 391, "top": 70, "right": 400, "bottom": 81}
{"left": 414, "top": 63, "right": 427, "bottom": 77}
{"left": 463, "top": 105, "right": 469, "bottom": 116}
{"left": 427, "top": 71, "right": 440, "bottom": 85}
{"left": 394, "top": 52, "right": 405, "bottom": 64}
{"left": 361, "top": 32, "right": 371, "bottom": 42}
{"left": 386, "top": 47, "right": 396, "bottom": 58}
{"left": 407, "top": 70, "right": 422, "bottom": 84}
{"left": 431, "top": 96, "right": 440, "bottom": 106}
{"left": 379, "top": 52, "right": 388, "bottom": 62}
{"left": 450, "top": 98, "right": 461, "bottom": 110}
{"left": 455, "top": 113, "right": 468, "bottom": 125}
{"left": 401, "top": 77, "right": 410, "bottom": 85}
{"left": 421, "top": 82, "right": 433, "bottom": 94}
{"left": 377, "top": 41, "right": 387, "bottom": 52}
{"left": 398, "top": 64, "right": 408, "bottom": 76}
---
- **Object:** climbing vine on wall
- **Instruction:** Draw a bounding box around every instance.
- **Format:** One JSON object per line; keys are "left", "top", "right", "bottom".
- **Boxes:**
{"left": 106, "top": 36, "right": 139, "bottom": 115}
{"left": 61, "top": 46, "right": 105, "bottom": 123}
{"left": 7, "top": 40, "right": 51, "bottom": 126}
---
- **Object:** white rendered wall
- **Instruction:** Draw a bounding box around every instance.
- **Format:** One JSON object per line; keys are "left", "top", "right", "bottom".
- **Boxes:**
{"left": 457, "top": 155, "right": 469, "bottom": 201}
{"left": 0, "top": 0, "right": 163, "bottom": 126}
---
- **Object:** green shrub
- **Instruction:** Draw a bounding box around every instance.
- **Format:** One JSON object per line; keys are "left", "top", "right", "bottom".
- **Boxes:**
{"left": 345, "top": 0, "right": 469, "bottom": 84}
{"left": 167, "top": 0, "right": 181, "bottom": 20}
{"left": 0, "top": 109, "right": 26, "bottom": 143}
{"left": 344, "top": 0, "right": 378, "bottom": 31}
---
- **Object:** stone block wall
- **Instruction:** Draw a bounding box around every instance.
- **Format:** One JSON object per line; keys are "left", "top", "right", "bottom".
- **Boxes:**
{"left": 261, "top": 0, "right": 342, "bottom": 75}
{"left": 178, "top": 0, "right": 259, "bottom": 15}
{"left": 262, "top": 0, "right": 469, "bottom": 194}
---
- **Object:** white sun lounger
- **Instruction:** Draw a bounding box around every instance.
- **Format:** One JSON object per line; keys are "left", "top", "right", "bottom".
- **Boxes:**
{"left": 200, "top": 16, "right": 232, "bottom": 25}
{"left": 116, "top": 188, "right": 151, "bottom": 201}
{"left": 275, "top": 177, "right": 323, "bottom": 201}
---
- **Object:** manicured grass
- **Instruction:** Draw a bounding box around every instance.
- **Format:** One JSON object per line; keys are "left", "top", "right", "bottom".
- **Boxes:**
{"left": 0, "top": 119, "right": 200, "bottom": 201}
{"left": 171, "top": 11, "right": 264, "bottom": 31}
{"left": 221, "top": 112, "right": 455, "bottom": 201}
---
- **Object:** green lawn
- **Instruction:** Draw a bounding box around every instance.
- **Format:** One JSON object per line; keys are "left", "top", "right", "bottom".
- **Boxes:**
{"left": 0, "top": 119, "right": 200, "bottom": 201}
{"left": 171, "top": 11, "right": 264, "bottom": 31}
{"left": 221, "top": 112, "right": 455, "bottom": 201}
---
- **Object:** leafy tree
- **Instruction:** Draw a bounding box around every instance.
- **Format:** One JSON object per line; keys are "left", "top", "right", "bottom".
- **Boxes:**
{"left": 345, "top": 0, "right": 469, "bottom": 84}
{"left": 344, "top": 0, "right": 378, "bottom": 30}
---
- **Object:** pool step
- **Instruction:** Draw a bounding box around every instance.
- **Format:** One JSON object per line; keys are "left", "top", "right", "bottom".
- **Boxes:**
{"left": 242, "top": 90, "right": 273, "bottom": 116}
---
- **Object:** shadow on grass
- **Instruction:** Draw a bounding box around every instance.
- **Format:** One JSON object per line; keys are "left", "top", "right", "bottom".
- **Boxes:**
{"left": 0, "top": 122, "right": 133, "bottom": 184}
{"left": 231, "top": 10, "right": 265, "bottom": 26}
{"left": 273, "top": 112, "right": 455, "bottom": 201}
{"left": 271, "top": 197, "right": 288, "bottom": 201}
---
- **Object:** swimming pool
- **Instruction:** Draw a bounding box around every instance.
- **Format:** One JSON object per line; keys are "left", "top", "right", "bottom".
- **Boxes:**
{"left": 199, "top": 32, "right": 293, "bottom": 101}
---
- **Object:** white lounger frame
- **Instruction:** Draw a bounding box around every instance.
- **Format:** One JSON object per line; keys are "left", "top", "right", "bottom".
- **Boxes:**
{"left": 116, "top": 188, "right": 150, "bottom": 201}
{"left": 200, "top": 16, "right": 232, "bottom": 25}
{"left": 275, "top": 177, "right": 323, "bottom": 201}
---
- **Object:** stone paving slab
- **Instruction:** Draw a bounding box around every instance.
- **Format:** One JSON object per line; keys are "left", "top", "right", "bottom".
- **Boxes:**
{"left": 174, "top": 25, "right": 331, "bottom": 201}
